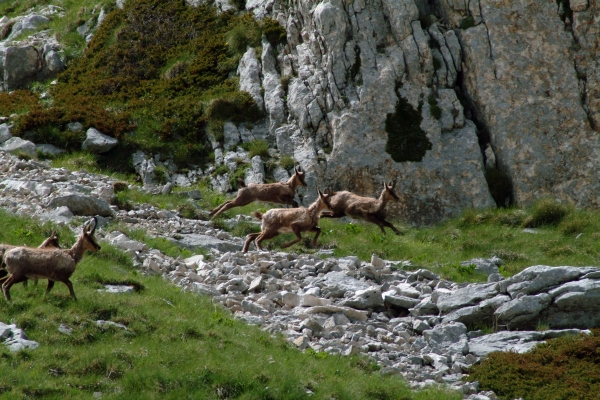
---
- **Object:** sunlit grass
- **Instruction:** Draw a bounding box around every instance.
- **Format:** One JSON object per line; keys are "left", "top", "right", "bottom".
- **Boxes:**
{"left": 0, "top": 210, "right": 460, "bottom": 400}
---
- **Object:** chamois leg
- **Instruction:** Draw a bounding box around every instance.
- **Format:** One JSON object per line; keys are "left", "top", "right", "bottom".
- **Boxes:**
{"left": 3, "top": 274, "right": 26, "bottom": 302}
{"left": 309, "top": 226, "right": 321, "bottom": 247}
{"left": 63, "top": 279, "right": 77, "bottom": 300}
{"left": 209, "top": 200, "right": 232, "bottom": 217}
{"left": 45, "top": 280, "right": 55, "bottom": 295}
{"left": 364, "top": 215, "right": 391, "bottom": 235}
{"left": 254, "top": 230, "right": 278, "bottom": 251}
{"left": 243, "top": 233, "right": 261, "bottom": 253}
{"left": 210, "top": 198, "right": 253, "bottom": 219}
{"left": 280, "top": 225, "right": 303, "bottom": 249}
{"left": 381, "top": 219, "right": 401, "bottom": 235}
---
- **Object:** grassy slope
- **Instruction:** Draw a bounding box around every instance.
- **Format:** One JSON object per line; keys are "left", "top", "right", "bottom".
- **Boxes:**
{"left": 0, "top": 209, "right": 460, "bottom": 400}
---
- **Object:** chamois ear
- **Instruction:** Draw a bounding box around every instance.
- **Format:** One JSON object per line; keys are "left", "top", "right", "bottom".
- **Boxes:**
{"left": 295, "top": 166, "right": 303, "bottom": 174}
{"left": 317, "top": 187, "right": 323, "bottom": 197}
{"left": 87, "top": 217, "right": 98, "bottom": 235}
{"left": 387, "top": 180, "right": 395, "bottom": 188}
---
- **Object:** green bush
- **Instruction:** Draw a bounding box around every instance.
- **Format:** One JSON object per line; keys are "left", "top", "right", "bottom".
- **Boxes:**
{"left": 243, "top": 139, "right": 270, "bottom": 159}
{"left": 13, "top": 0, "right": 265, "bottom": 173}
{"left": 428, "top": 95, "right": 442, "bottom": 120}
{"left": 177, "top": 202, "right": 203, "bottom": 220}
{"left": 467, "top": 330, "right": 600, "bottom": 400}
{"left": 0, "top": 90, "right": 40, "bottom": 116}
{"left": 206, "top": 92, "right": 263, "bottom": 124}
{"left": 279, "top": 155, "right": 295, "bottom": 170}
{"left": 524, "top": 198, "right": 570, "bottom": 228}
{"left": 226, "top": 15, "right": 261, "bottom": 55}
{"left": 261, "top": 18, "right": 287, "bottom": 47}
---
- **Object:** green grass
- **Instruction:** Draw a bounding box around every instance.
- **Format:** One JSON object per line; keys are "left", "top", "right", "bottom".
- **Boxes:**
{"left": 208, "top": 199, "right": 600, "bottom": 283}
{"left": 0, "top": 210, "right": 459, "bottom": 400}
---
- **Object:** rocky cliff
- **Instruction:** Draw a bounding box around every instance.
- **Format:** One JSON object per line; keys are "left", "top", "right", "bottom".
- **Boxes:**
{"left": 234, "top": 0, "right": 600, "bottom": 224}
{"left": 1, "top": 0, "right": 599, "bottom": 226}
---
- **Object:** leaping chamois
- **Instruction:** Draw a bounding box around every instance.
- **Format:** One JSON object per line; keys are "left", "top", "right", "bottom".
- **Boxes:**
{"left": 209, "top": 166, "right": 307, "bottom": 219}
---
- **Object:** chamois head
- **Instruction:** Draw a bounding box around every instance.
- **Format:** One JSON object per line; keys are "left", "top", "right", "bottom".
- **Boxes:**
{"left": 82, "top": 217, "right": 101, "bottom": 252}
{"left": 383, "top": 180, "right": 400, "bottom": 202}
{"left": 317, "top": 187, "right": 333, "bottom": 211}
{"left": 44, "top": 231, "right": 60, "bottom": 248}
{"left": 293, "top": 166, "right": 307, "bottom": 187}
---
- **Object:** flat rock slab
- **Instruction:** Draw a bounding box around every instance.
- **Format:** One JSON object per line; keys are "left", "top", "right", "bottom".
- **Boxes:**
{"left": 0, "top": 322, "right": 39, "bottom": 352}
{"left": 169, "top": 233, "right": 241, "bottom": 253}
{"left": 98, "top": 285, "right": 136, "bottom": 294}
{"left": 467, "top": 329, "right": 588, "bottom": 357}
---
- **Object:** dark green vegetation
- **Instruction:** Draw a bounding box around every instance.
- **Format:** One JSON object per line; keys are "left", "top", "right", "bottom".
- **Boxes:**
{"left": 0, "top": 1, "right": 292, "bottom": 174}
{"left": 0, "top": 210, "right": 460, "bottom": 400}
{"left": 427, "top": 95, "right": 441, "bottom": 120}
{"left": 467, "top": 330, "right": 600, "bottom": 400}
{"left": 385, "top": 95, "right": 432, "bottom": 163}
{"left": 459, "top": 16, "right": 476, "bottom": 30}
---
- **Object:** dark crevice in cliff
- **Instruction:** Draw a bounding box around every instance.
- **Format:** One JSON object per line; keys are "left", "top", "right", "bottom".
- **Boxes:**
{"left": 455, "top": 71, "right": 513, "bottom": 207}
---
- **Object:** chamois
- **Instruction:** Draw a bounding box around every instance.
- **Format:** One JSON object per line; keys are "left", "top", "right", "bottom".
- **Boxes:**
{"left": 209, "top": 166, "right": 307, "bottom": 219}
{"left": 243, "top": 188, "right": 332, "bottom": 253}
{"left": 0, "top": 231, "right": 60, "bottom": 270}
{"left": 321, "top": 180, "right": 402, "bottom": 235}
{"left": 2, "top": 218, "right": 101, "bottom": 301}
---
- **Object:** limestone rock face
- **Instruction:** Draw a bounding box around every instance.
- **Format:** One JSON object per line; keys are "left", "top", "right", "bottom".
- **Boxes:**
{"left": 0, "top": 11, "right": 65, "bottom": 91}
{"left": 238, "top": 0, "right": 600, "bottom": 223}
{"left": 239, "top": 0, "right": 495, "bottom": 224}
{"left": 444, "top": 0, "right": 600, "bottom": 208}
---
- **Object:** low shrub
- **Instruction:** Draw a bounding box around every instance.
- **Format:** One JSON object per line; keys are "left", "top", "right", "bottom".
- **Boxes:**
{"left": 428, "top": 95, "right": 442, "bottom": 120}
{"left": 177, "top": 202, "right": 203, "bottom": 220}
{"left": 524, "top": 198, "right": 570, "bottom": 228}
{"left": 261, "top": 18, "right": 287, "bottom": 47}
{"left": 467, "top": 330, "right": 600, "bottom": 400}
{"left": 243, "top": 139, "right": 270, "bottom": 159}
{"left": 279, "top": 155, "right": 295, "bottom": 170}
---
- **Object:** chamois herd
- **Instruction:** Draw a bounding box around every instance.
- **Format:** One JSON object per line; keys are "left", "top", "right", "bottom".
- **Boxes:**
{"left": 0, "top": 167, "right": 400, "bottom": 301}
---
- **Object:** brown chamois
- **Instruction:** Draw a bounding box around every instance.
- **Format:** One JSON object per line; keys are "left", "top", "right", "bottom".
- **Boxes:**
{"left": 209, "top": 166, "right": 307, "bottom": 219}
{"left": 0, "top": 231, "right": 61, "bottom": 270}
{"left": 2, "top": 218, "right": 101, "bottom": 301}
{"left": 242, "top": 188, "right": 332, "bottom": 253}
{"left": 0, "top": 231, "right": 61, "bottom": 285}
{"left": 321, "top": 180, "right": 402, "bottom": 235}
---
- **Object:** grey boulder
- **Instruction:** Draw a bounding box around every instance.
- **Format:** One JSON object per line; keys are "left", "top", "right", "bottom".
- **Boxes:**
{"left": 81, "top": 128, "right": 118, "bottom": 153}
{"left": 47, "top": 193, "right": 114, "bottom": 217}
{"left": 0, "top": 137, "right": 37, "bottom": 158}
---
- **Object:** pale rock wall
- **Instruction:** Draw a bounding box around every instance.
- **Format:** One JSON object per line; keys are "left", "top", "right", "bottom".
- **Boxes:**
{"left": 242, "top": 0, "right": 495, "bottom": 224}
{"left": 436, "top": 0, "right": 600, "bottom": 207}
{"left": 238, "top": 0, "right": 600, "bottom": 224}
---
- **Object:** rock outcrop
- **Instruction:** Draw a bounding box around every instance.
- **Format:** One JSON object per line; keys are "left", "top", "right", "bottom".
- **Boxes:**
{"left": 219, "top": 0, "right": 600, "bottom": 224}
